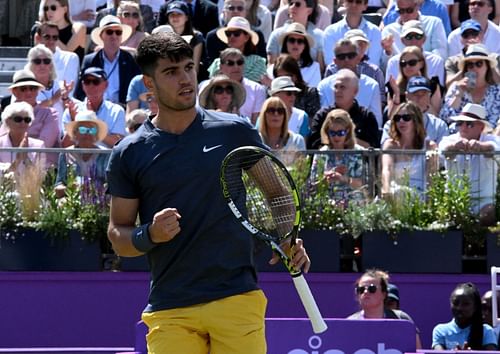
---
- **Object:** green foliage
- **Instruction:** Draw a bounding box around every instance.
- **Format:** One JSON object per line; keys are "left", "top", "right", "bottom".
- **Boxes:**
{"left": 0, "top": 176, "right": 23, "bottom": 237}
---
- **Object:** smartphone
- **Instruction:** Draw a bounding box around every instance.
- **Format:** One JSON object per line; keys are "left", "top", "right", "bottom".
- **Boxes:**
{"left": 465, "top": 71, "right": 477, "bottom": 89}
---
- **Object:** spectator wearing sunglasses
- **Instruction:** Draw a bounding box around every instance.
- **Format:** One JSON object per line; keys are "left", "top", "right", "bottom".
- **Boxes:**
{"left": 440, "top": 103, "right": 500, "bottom": 226}
{"left": 38, "top": 0, "right": 87, "bottom": 63}
{"left": 0, "top": 102, "right": 46, "bottom": 174}
{"left": 309, "top": 109, "right": 366, "bottom": 203}
{"left": 54, "top": 110, "right": 110, "bottom": 200}
{"left": 386, "top": 45, "right": 442, "bottom": 117}
{"left": 267, "top": 0, "right": 325, "bottom": 73}
{"left": 75, "top": 15, "right": 141, "bottom": 106}
{"left": 258, "top": 97, "right": 305, "bottom": 166}
{"left": 205, "top": 0, "right": 268, "bottom": 76}
{"left": 447, "top": 0, "right": 500, "bottom": 57}
{"left": 200, "top": 48, "right": 266, "bottom": 124}
{"left": 381, "top": 0, "right": 447, "bottom": 61}
{"left": 271, "top": 22, "right": 321, "bottom": 88}
{"left": 208, "top": 17, "right": 266, "bottom": 84}
{"left": 94, "top": 0, "right": 155, "bottom": 33}
{"left": 381, "top": 101, "right": 438, "bottom": 197}
{"left": 440, "top": 44, "right": 500, "bottom": 127}
{"left": 117, "top": 1, "right": 148, "bottom": 50}
{"left": 273, "top": 0, "right": 331, "bottom": 31}
{"left": 348, "top": 269, "right": 422, "bottom": 349}
{"left": 384, "top": 21, "right": 445, "bottom": 97}
{"left": 318, "top": 40, "right": 383, "bottom": 128}
{"left": 3, "top": 69, "right": 60, "bottom": 166}
{"left": 323, "top": 0, "right": 382, "bottom": 68}
{"left": 62, "top": 67, "right": 126, "bottom": 148}
{"left": 199, "top": 74, "right": 246, "bottom": 114}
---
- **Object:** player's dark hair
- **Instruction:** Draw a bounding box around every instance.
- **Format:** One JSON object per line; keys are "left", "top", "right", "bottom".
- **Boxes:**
{"left": 451, "top": 283, "right": 483, "bottom": 349}
{"left": 136, "top": 32, "right": 193, "bottom": 77}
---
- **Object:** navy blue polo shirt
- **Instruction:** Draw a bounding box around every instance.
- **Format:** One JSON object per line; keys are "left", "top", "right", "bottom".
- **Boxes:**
{"left": 107, "top": 109, "right": 267, "bottom": 312}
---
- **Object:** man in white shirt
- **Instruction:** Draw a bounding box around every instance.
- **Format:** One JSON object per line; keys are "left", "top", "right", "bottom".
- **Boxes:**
{"left": 439, "top": 103, "right": 500, "bottom": 226}
{"left": 323, "top": 0, "right": 382, "bottom": 67}
{"left": 447, "top": 0, "right": 500, "bottom": 56}
{"left": 33, "top": 22, "right": 79, "bottom": 97}
{"left": 381, "top": 0, "right": 447, "bottom": 60}
{"left": 385, "top": 20, "right": 445, "bottom": 87}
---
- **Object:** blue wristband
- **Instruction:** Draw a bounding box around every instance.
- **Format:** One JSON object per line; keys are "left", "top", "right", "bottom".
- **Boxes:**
{"left": 131, "top": 223, "right": 156, "bottom": 253}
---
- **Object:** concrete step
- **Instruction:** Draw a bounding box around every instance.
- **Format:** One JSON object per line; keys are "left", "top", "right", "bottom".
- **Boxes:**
{"left": 0, "top": 46, "right": 31, "bottom": 58}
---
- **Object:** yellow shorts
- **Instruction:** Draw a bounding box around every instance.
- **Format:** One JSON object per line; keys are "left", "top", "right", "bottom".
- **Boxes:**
{"left": 142, "top": 289, "right": 267, "bottom": 354}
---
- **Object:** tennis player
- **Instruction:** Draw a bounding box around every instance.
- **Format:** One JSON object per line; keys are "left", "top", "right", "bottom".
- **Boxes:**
{"left": 106, "top": 32, "right": 311, "bottom": 353}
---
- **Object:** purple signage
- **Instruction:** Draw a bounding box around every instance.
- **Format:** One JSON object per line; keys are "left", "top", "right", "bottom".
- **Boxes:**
{"left": 266, "top": 319, "right": 416, "bottom": 354}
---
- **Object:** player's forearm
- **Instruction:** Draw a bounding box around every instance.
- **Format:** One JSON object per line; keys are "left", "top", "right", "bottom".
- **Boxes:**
{"left": 107, "top": 223, "right": 145, "bottom": 257}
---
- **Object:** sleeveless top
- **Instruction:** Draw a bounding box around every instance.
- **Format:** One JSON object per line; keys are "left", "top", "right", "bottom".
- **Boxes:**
{"left": 59, "top": 24, "right": 84, "bottom": 63}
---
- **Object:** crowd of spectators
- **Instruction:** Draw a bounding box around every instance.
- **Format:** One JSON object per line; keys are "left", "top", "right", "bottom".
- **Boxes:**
{"left": 1, "top": 0, "right": 500, "bottom": 222}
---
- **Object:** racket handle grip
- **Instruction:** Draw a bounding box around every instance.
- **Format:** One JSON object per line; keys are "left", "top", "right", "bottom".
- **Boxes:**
{"left": 292, "top": 274, "right": 328, "bottom": 334}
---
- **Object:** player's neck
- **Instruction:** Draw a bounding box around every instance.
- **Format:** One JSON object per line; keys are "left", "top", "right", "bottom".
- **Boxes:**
{"left": 345, "top": 14, "right": 362, "bottom": 28}
{"left": 154, "top": 106, "right": 198, "bottom": 134}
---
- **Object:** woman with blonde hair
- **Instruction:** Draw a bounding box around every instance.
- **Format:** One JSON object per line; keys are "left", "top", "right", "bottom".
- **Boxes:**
{"left": 39, "top": 0, "right": 86, "bottom": 62}
{"left": 309, "top": 109, "right": 365, "bottom": 203}
{"left": 381, "top": 101, "right": 438, "bottom": 197}
{"left": 117, "top": 1, "right": 148, "bottom": 50}
{"left": 258, "top": 97, "right": 305, "bottom": 165}
{"left": 387, "top": 46, "right": 442, "bottom": 116}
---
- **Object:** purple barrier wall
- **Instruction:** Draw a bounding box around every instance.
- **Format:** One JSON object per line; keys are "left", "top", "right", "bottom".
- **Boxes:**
{"left": 0, "top": 272, "right": 493, "bottom": 349}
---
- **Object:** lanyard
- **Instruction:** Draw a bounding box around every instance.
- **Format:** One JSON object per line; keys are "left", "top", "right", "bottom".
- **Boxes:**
{"left": 101, "top": 51, "right": 120, "bottom": 78}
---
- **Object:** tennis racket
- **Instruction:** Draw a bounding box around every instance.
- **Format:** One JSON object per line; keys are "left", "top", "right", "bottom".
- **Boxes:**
{"left": 220, "top": 146, "right": 328, "bottom": 334}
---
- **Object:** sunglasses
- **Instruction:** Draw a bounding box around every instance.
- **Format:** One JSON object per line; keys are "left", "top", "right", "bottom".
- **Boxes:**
{"left": 456, "top": 121, "right": 476, "bottom": 128}
{"left": 77, "top": 126, "right": 98, "bottom": 135}
{"left": 462, "top": 30, "right": 480, "bottom": 39}
{"left": 32, "top": 58, "right": 51, "bottom": 65}
{"left": 82, "top": 78, "right": 103, "bottom": 86}
{"left": 266, "top": 107, "right": 286, "bottom": 115}
{"left": 11, "top": 116, "right": 32, "bottom": 124}
{"left": 225, "top": 29, "right": 245, "bottom": 38}
{"left": 346, "top": 0, "right": 365, "bottom": 4}
{"left": 465, "top": 60, "right": 485, "bottom": 69}
{"left": 397, "top": 6, "right": 415, "bottom": 13}
{"left": 42, "top": 34, "right": 59, "bottom": 41}
{"left": 104, "top": 29, "right": 123, "bottom": 36}
{"left": 356, "top": 284, "right": 378, "bottom": 295}
{"left": 400, "top": 58, "right": 420, "bottom": 68}
{"left": 336, "top": 52, "right": 357, "bottom": 60}
{"left": 43, "top": 4, "right": 58, "bottom": 12}
{"left": 223, "top": 59, "right": 245, "bottom": 66}
{"left": 469, "top": 1, "right": 486, "bottom": 6}
{"left": 393, "top": 114, "right": 413, "bottom": 122}
{"left": 225, "top": 5, "right": 245, "bottom": 11}
{"left": 18, "top": 86, "right": 39, "bottom": 93}
{"left": 404, "top": 33, "right": 424, "bottom": 41}
{"left": 289, "top": 1, "right": 303, "bottom": 7}
{"left": 328, "top": 129, "right": 348, "bottom": 137}
{"left": 122, "top": 11, "right": 140, "bottom": 18}
{"left": 287, "top": 37, "right": 306, "bottom": 45}
{"left": 213, "top": 85, "right": 234, "bottom": 95}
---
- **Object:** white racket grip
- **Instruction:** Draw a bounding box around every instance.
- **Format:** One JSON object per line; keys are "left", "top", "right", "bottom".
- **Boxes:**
{"left": 292, "top": 274, "right": 328, "bottom": 334}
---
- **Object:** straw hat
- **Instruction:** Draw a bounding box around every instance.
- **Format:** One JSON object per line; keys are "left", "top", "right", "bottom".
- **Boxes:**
{"left": 451, "top": 103, "right": 491, "bottom": 129}
{"left": 198, "top": 74, "right": 246, "bottom": 109}
{"left": 216, "top": 17, "right": 259, "bottom": 46}
{"left": 458, "top": 44, "right": 497, "bottom": 72}
{"left": 66, "top": 111, "right": 108, "bottom": 142}
{"left": 8, "top": 69, "right": 45, "bottom": 90}
{"left": 90, "top": 15, "right": 132, "bottom": 47}
{"left": 278, "top": 22, "right": 314, "bottom": 49}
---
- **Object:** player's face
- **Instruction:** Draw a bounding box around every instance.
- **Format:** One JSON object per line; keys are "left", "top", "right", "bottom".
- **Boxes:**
{"left": 145, "top": 57, "right": 197, "bottom": 112}
{"left": 39, "top": 27, "right": 59, "bottom": 52}
{"left": 451, "top": 289, "right": 475, "bottom": 327}
{"left": 357, "top": 276, "right": 385, "bottom": 311}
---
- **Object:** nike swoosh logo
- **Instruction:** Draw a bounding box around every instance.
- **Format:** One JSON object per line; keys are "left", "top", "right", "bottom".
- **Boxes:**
{"left": 203, "top": 144, "right": 223, "bottom": 153}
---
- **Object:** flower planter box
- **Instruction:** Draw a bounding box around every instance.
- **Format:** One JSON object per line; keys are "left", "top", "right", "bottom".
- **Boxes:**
{"left": 361, "top": 230, "right": 463, "bottom": 273}
{"left": 0, "top": 228, "right": 102, "bottom": 271}
{"left": 253, "top": 229, "right": 341, "bottom": 273}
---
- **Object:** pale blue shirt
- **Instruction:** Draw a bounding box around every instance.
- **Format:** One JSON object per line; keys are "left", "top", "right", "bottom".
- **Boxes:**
{"left": 266, "top": 21, "right": 324, "bottom": 62}
{"left": 432, "top": 319, "right": 497, "bottom": 349}
{"left": 102, "top": 50, "right": 120, "bottom": 104}
{"left": 381, "top": 14, "right": 448, "bottom": 60}
{"left": 317, "top": 73, "right": 383, "bottom": 128}
{"left": 323, "top": 17, "right": 382, "bottom": 67}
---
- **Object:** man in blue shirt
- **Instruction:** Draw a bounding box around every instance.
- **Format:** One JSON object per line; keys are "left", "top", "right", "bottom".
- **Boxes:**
{"left": 106, "top": 32, "right": 311, "bottom": 354}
